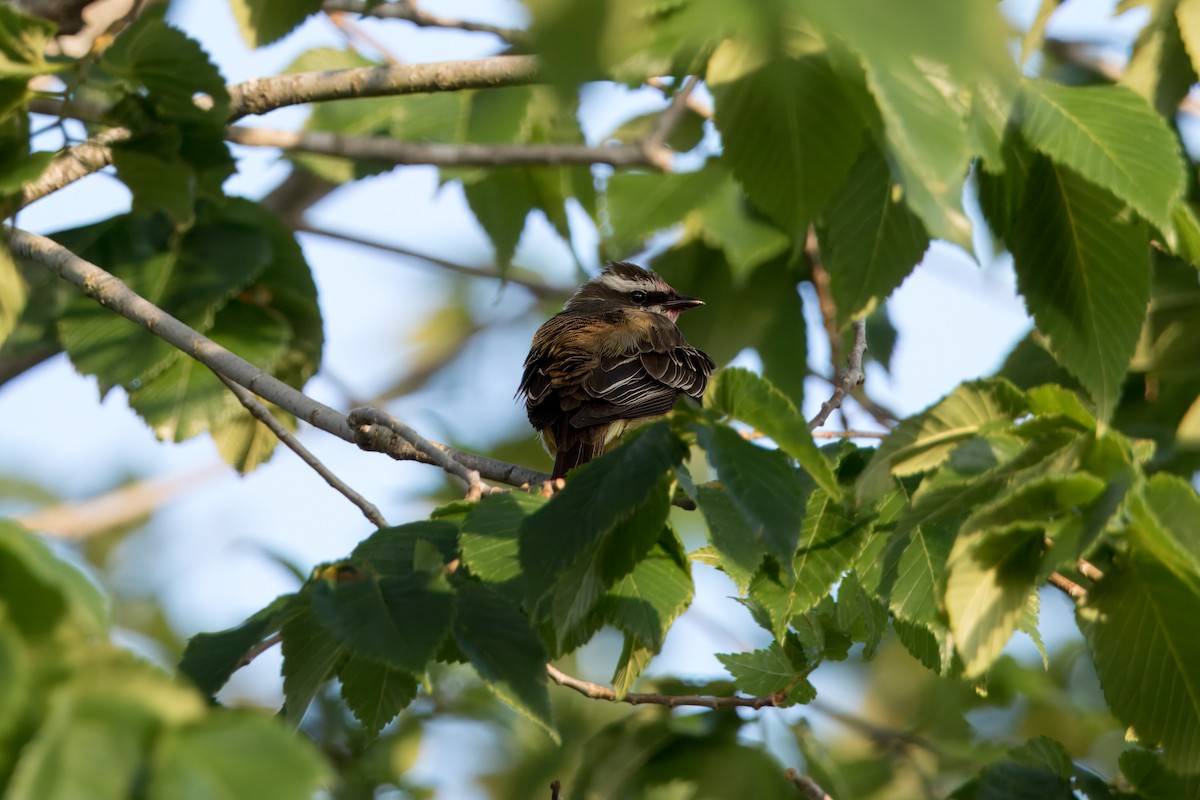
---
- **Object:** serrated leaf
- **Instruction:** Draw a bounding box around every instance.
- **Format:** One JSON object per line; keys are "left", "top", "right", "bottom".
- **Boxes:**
{"left": 945, "top": 525, "right": 1045, "bottom": 677}
{"left": 716, "top": 643, "right": 814, "bottom": 704}
{"left": 857, "top": 379, "right": 1029, "bottom": 499}
{"left": 460, "top": 491, "right": 546, "bottom": 598}
{"left": 546, "top": 481, "right": 672, "bottom": 640}
{"left": 1009, "top": 158, "right": 1149, "bottom": 422}
{"left": 228, "top": 0, "right": 324, "bottom": 48}
{"left": 694, "top": 483, "right": 765, "bottom": 593}
{"left": 693, "top": 167, "right": 791, "bottom": 276}
{"left": 178, "top": 594, "right": 296, "bottom": 696}
{"left": 1019, "top": 79, "right": 1185, "bottom": 231}
{"left": 595, "top": 528, "right": 693, "bottom": 656}
{"left": 1019, "top": 590, "right": 1048, "bottom": 669}
{"left": 818, "top": 143, "right": 930, "bottom": 326}
{"left": 453, "top": 580, "right": 554, "bottom": 738}
{"left": 279, "top": 596, "right": 344, "bottom": 725}
{"left": 861, "top": 57, "right": 972, "bottom": 246}
{"left": 351, "top": 520, "right": 461, "bottom": 577}
{"left": 705, "top": 367, "right": 839, "bottom": 496}
{"left": 337, "top": 655, "right": 419, "bottom": 738}
{"left": 520, "top": 421, "right": 686, "bottom": 604}
{"left": 709, "top": 45, "right": 865, "bottom": 238}
{"left": 748, "top": 489, "right": 865, "bottom": 640}
{"left": 310, "top": 567, "right": 453, "bottom": 674}
{"left": 1079, "top": 484, "right": 1200, "bottom": 773}
{"left": 0, "top": 6, "right": 59, "bottom": 78}
{"left": 694, "top": 422, "right": 809, "bottom": 569}
{"left": 606, "top": 166, "right": 721, "bottom": 255}
{"left": 148, "top": 711, "right": 330, "bottom": 799}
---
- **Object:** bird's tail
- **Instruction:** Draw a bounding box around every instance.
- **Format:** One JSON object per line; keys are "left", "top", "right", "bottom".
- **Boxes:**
{"left": 552, "top": 419, "right": 607, "bottom": 479}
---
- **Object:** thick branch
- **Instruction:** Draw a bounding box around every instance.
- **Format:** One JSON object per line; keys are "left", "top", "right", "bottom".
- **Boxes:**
{"left": 227, "top": 55, "right": 538, "bottom": 120}
{"left": 546, "top": 664, "right": 786, "bottom": 709}
{"left": 322, "top": 0, "right": 526, "bottom": 43}
{"left": 785, "top": 769, "right": 833, "bottom": 800}
{"left": 227, "top": 125, "right": 651, "bottom": 168}
{"left": 808, "top": 320, "right": 866, "bottom": 430}
{"left": 6, "top": 227, "right": 551, "bottom": 489}
{"left": 21, "top": 55, "right": 540, "bottom": 206}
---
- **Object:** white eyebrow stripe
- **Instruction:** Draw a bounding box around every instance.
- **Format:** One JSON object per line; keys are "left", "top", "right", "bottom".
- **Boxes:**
{"left": 599, "top": 274, "right": 653, "bottom": 293}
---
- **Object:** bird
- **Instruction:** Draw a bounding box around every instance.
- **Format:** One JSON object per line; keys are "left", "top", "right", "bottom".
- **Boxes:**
{"left": 518, "top": 261, "right": 716, "bottom": 479}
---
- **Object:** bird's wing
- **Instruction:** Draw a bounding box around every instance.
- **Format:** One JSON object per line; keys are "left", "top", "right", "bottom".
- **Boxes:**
{"left": 570, "top": 321, "right": 715, "bottom": 427}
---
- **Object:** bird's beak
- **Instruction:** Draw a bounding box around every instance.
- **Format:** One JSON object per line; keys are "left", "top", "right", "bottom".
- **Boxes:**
{"left": 662, "top": 295, "right": 704, "bottom": 312}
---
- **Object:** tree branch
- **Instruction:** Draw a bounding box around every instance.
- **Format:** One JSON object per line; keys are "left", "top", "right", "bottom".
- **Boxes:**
{"left": 641, "top": 74, "right": 700, "bottom": 170}
{"left": 215, "top": 372, "right": 390, "bottom": 528}
{"left": 21, "top": 55, "right": 540, "bottom": 207}
{"left": 6, "top": 226, "right": 552, "bottom": 490}
{"left": 808, "top": 320, "right": 866, "bottom": 431}
{"left": 226, "top": 55, "right": 539, "bottom": 121}
{"left": 545, "top": 664, "right": 787, "bottom": 709}
{"left": 322, "top": 0, "right": 526, "bottom": 44}
{"left": 296, "top": 224, "right": 570, "bottom": 300}
{"left": 1048, "top": 571, "right": 1087, "bottom": 601}
{"left": 785, "top": 769, "right": 833, "bottom": 800}
{"left": 347, "top": 407, "right": 498, "bottom": 499}
{"left": 227, "top": 125, "right": 652, "bottom": 168}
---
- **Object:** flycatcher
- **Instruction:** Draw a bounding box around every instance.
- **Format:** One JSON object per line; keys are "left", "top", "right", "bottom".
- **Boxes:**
{"left": 519, "top": 261, "right": 715, "bottom": 478}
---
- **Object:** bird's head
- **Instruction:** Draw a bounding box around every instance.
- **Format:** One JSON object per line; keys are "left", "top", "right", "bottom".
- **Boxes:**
{"left": 566, "top": 262, "right": 704, "bottom": 323}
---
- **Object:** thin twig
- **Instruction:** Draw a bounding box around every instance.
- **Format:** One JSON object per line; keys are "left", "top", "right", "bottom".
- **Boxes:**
{"left": 546, "top": 664, "right": 787, "bottom": 709}
{"left": 806, "top": 230, "right": 844, "bottom": 378}
{"left": 227, "top": 125, "right": 653, "bottom": 168}
{"left": 1077, "top": 559, "right": 1104, "bottom": 583}
{"left": 646, "top": 76, "right": 712, "bottom": 120}
{"left": 295, "top": 223, "right": 570, "bottom": 300}
{"left": 549, "top": 781, "right": 562, "bottom": 800}
{"left": 216, "top": 372, "right": 390, "bottom": 528}
{"left": 322, "top": 0, "right": 526, "bottom": 44}
{"left": 237, "top": 632, "right": 283, "bottom": 668}
{"left": 348, "top": 407, "right": 497, "bottom": 499}
{"left": 1048, "top": 571, "right": 1087, "bottom": 600}
{"left": 808, "top": 320, "right": 866, "bottom": 431}
{"left": 641, "top": 74, "right": 701, "bottom": 170}
{"left": 325, "top": 10, "right": 402, "bottom": 65}
{"left": 7, "top": 227, "right": 552, "bottom": 490}
{"left": 785, "top": 769, "right": 833, "bottom": 800}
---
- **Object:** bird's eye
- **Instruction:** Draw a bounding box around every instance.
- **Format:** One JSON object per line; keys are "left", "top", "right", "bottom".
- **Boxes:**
{"left": 629, "top": 290, "right": 647, "bottom": 304}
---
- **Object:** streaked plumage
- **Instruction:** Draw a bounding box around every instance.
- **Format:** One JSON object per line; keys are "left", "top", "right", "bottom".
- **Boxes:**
{"left": 518, "top": 262, "right": 715, "bottom": 478}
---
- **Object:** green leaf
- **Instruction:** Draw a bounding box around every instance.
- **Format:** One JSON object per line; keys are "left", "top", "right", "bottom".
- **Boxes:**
{"left": 596, "top": 528, "right": 693, "bottom": 656}
{"left": 606, "top": 166, "right": 721, "bottom": 254}
{"left": 0, "top": 520, "right": 108, "bottom": 637}
{"left": 337, "top": 655, "right": 419, "bottom": 738}
{"left": 1009, "top": 158, "right": 1150, "bottom": 422}
{"left": 148, "top": 711, "right": 329, "bottom": 799}
{"left": 279, "top": 596, "right": 345, "bottom": 725}
{"left": 860, "top": 56, "right": 972, "bottom": 246}
{"left": 1018, "top": 79, "right": 1186, "bottom": 231}
{"left": 460, "top": 491, "right": 546, "bottom": 598}
{"left": 694, "top": 421, "right": 810, "bottom": 569}
{"left": 453, "top": 580, "right": 554, "bottom": 738}
{"left": 227, "top": 0, "right": 324, "bottom": 48}
{"left": 817, "top": 143, "right": 930, "bottom": 326}
{"left": 747, "top": 489, "right": 865, "bottom": 639}
{"left": 546, "top": 481, "right": 672, "bottom": 640}
{"left": 944, "top": 525, "right": 1045, "bottom": 677}
{"left": 706, "top": 367, "right": 839, "bottom": 496}
{"left": 857, "top": 379, "right": 1028, "bottom": 499}
{"left": 0, "top": 243, "right": 27, "bottom": 351}
{"left": 694, "top": 483, "right": 766, "bottom": 593}
{"left": 1119, "top": 749, "right": 1199, "bottom": 800}
{"left": 310, "top": 566, "right": 454, "bottom": 674}
{"left": 56, "top": 212, "right": 271, "bottom": 395}
{"left": 0, "top": 6, "right": 59, "bottom": 78}
{"left": 716, "top": 642, "right": 814, "bottom": 704}
{"left": 520, "top": 421, "right": 686, "bottom": 603}
{"left": 692, "top": 167, "right": 791, "bottom": 277}
{"left": 178, "top": 594, "right": 297, "bottom": 696}
{"left": 1079, "top": 485, "right": 1200, "bottom": 773}
{"left": 350, "top": 520, "right": 461, "bottom": 576}
{"left": 102, "top": 13, "right": 229, "bottom": 122}
{"left": 709, "top": 45, "right": 866, "bottom": 238}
